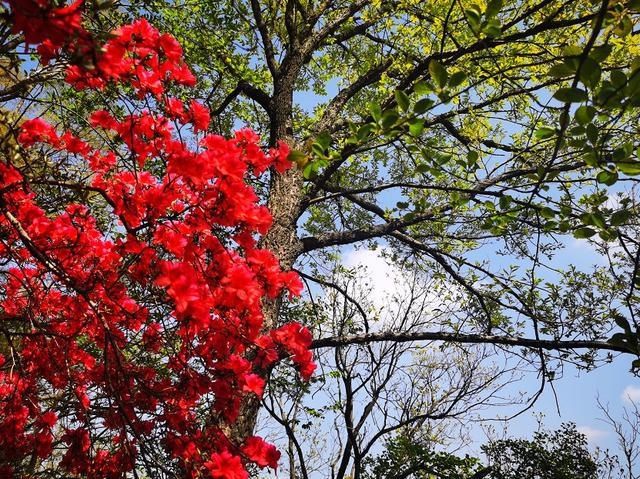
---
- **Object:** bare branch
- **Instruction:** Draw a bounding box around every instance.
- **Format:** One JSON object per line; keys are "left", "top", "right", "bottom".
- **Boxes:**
{"left": 250, "top": 0, "right": 279, "bottom": 77}
{"left": 311, "top": 330, "right": 630, "bottom": 354}
{"left": 211, "top": 80, "right": 272, "bottom": 115}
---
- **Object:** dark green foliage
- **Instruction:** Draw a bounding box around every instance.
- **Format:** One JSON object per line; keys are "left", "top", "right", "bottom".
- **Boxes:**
{"left": 362, "top": 433, "right": 484, "bottom": 479}
{"left": 482, "top": 423, "right": 598, "bottom": 479}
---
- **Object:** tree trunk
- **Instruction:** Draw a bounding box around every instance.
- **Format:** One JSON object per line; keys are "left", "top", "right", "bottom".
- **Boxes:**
{"left": 228, "top": 76, "right": 305, "bottom": 443}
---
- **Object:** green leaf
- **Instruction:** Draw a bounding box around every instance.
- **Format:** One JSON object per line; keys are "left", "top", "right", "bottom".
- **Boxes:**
{"left": 414, "top": 81, "right": 431, "bottom": 95}
{"left": 548, "top": 63, "right": 575, "bottom": 78}
{"left": 536, "top": 166, "right": 546, "bottom": 181}
{"left": 629, "top": 70, "right": 640, "bottom": 95}
{"left": 611, "top": 70, "right": 627, "bottom": 88}
{"left": 408, "top": 118, "right": 425, "bottom": 136}
{"left": 615, "top": 315, "right": 632, "bottom": 334}
{"left": 596, "top": 84, "right": 619, "bottom": 107}
{"left": 448, "top": 71, "right": 467, "bottom": 88}
{"left": 614, "top": 15, "right": 633, "bottom": 38}
{"left": 429, "top": 60, "right": 448, "bottom": 89}
{"left": 583, "top": 150, "right": 598, "bottom": 167}
{"left": 288, "top": 149, "right": 307, "bottom": 164}
{"left": 617, "top": 161, "right": 640, "bottom": 176}
{"left": 599, "top": 229, "right": 618, "bottom": 242}
{"left": 540, "top": 207, "right": 555, "bottom": 219}
{"left": 482, "top": 19, "right": 502, "bottom": 38}
{"left": 562, "top": 45, "right": 583, "bottom": 58}
{"left": 356, "top": 123, "right": 375, "bottom": 141}
{"left": 553, "top": 87, "right": 588, "bottom": 103}
{"left": 573, "top": 227, "right": 596, "bottom": 239}
{"left": 464, "top": 6, "right": 482, "bottom": 31}
{"left": 302, "top": 161, "right": 317, "bottom": 179}
{"left": 534, "top": 126, "right": 556, "bottom": 139}
{"left": 437, "top": 153, "right": 453, "bottom": 166}
{"left": 415, "top": 163, "right": 430, "bottom": 174}
{"left": 611, "top": 209, "right": 631, "bottom": 226}
{"left": 613, "top": 146, "right": 630, "bottom": 162}
{"left": 590, "top": 44, "right": 612, "bottom": 62}
{"left": 586, "top": 123, "right": 599, "bottom": 144}
{"left": 380, "top": 109, "right": 400, "bottom": 129}
{"left": 485, "top": 0, "right": 503, "bottom": 18}
{"left": 574, "top": 105, "right": 596, "bottom": 125}
{"left": 569, "top": 125, "right": 585, "bottom": 137}
{"left": 580, "top": 212, "right": 606, "bottom": 229}
{"left": 578, "top": 57, "right": 601, "bottom": 88}
{"left": 368, "top": 101, "right": 382, "bottom": 121}
{"left": 311, "top": 143, "right": 327, "bottom": 157}
{"left": 394, "top": 90, "right": 410, "bottom": 112}
{"left": 596, "top": 170, "right": 618, "bottom": 186}
{"left": 315, "top": 132, "right": 331, "bottom": 150}
{"left": 414, "top": 98, "right": 434, "bottom": 114}
{"left": 396, "top": 201, "right": 409, "bottom": 209}
{"left": 437, "top": 91, "right": 451, "bottom": 103}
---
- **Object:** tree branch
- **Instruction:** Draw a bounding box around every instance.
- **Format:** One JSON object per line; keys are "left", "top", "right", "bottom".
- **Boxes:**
{"left": 301, "top": 0, "right": 373, "bottom": 58}
{"left": 311, "top": 330, "right": 631, "bottom": 354}
{"left": 212, "top": 80, "right": 272, "bottom": 116}
{"left": 0, "top": 63, "right": 66, "bottom": 102}
{"left": 250, "top": 0, "right": 279, "bottom": 77}
{"left": 314, "top": 59, "right": 394, "bottom": 134}
{"left": 300, "top": 157, "right": 586, "bottom": 252}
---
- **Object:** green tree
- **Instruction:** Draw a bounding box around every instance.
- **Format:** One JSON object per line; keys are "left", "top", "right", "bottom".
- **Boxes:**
{"left": 129, "top": 0, "right": 640, "bottom": 443}
{"left": 362, "top": 432, "right": 486, "bottom": 479}
{"left": 482, "top": 423, "right": 604, "bottom": 479}
{"left": 363, "top": 424, "right": 616, "bottom": 479}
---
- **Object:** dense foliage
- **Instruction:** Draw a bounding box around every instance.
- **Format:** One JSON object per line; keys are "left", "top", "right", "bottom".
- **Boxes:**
{"left": 363, "top": 424, "right": 611, "bottom": 479}
{"left": 482, "top": 424, "right": 600, "bottom": 479}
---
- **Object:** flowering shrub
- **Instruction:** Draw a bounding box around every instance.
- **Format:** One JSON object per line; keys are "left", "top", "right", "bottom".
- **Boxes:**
{"left": 0, "top": 1, "right": 314, "bottom": 477}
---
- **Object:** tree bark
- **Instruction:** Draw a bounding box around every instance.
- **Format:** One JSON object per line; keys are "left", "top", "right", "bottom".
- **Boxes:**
{"left": 228, "top": 65, "right": 306, "bottom": 443}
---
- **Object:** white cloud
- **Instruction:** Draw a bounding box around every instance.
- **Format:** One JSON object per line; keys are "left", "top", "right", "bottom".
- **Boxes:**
{"left": 577, "top": 425, "right": 608, "bottom": 444}
{"left": 342, "top": 248, "right": 409, "bottom": 309}
{"left": 327, "top": 248, "right": 462, "bottom": 331}
{"left": 621, "top": 385, "right": 640, "bottom": 403}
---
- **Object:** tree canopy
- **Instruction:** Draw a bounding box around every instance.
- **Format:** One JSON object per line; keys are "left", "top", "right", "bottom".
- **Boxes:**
{"left": 135, "top": 0, "right": 640, "bottom": 363}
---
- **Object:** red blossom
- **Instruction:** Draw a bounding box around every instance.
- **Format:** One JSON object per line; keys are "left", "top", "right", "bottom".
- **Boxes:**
{"left": 189, "top": 100, "right": 211, "bottom": 132}
{"left": 18, "top": 118, "right": 60, "bottom": 147}
{"left": 241, "top": 436, "right": 281, "bottom": 469}
{"left": 241, "top": 373, "right": 266, "bottom": 397}
{"left": 271, "top": 140, "right": 294, "bottom": 173}
{"left": 7, "top": 0, "right": 87, "bottom": 59}
{"left": 205, "top": 451, "right": 249, "bottom": 479}
{"left": 165, "top": 97, "right": 189, "bottom": 123}
{"left": 0, "top": 2, "right": 314, "bottom": 477}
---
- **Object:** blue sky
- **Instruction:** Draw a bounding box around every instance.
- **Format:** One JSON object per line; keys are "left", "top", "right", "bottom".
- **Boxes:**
{"left": 339, "top": 245, "right": 638, "bottom": 461}
{"left": 291, "top": 80, "right": 640, "bottom": 463}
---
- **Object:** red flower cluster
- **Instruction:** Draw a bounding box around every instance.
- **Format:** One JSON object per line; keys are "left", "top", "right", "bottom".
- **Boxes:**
{"left": 1, "top": 2, "right": 314, "bottom": 478}
{"left": 4, "top": 0, "right": 91, "bottom": 63}
{"left": 65, "top": 17, "right": 196, "bottom": 94}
